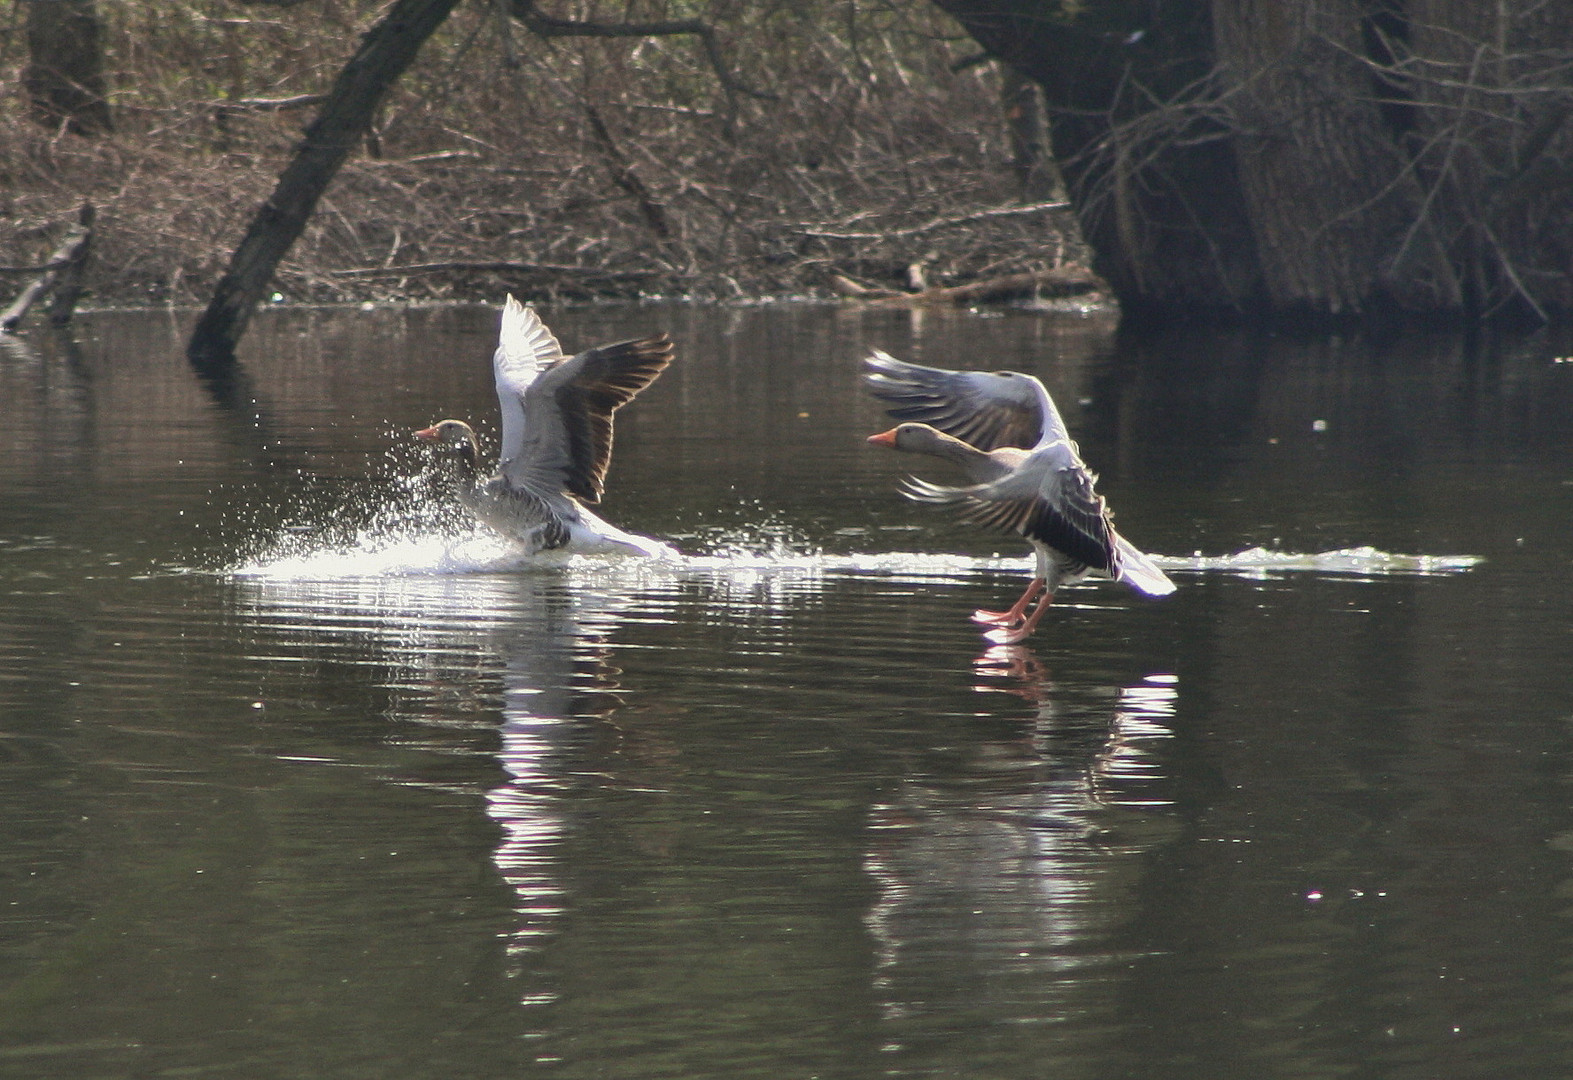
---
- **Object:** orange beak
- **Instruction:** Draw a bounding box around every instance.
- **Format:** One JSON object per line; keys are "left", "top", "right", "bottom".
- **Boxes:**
{"left": 413, "top": 426, "right": 439, "bottom": 441}
{"left": 866, "top": 429, "right": 897, "bottom": 448}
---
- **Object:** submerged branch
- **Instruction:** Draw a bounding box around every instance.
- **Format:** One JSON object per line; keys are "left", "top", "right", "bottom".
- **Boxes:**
{"left": 1, "top": 202, "right": 95, "bottom": 332}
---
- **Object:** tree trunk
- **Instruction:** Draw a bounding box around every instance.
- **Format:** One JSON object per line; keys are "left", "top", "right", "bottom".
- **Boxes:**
{"left": 1211, "top": 0, "right": 1460, "bottom": 316}
{"left": 933, "top": 0, "right": 1573, "bottom": 326}
{"left": 999, "top": 68, "right": 1057, "bottom": 202}
{"left": 22, "top": 0, "right": 112, "bottom": 135}
{"left": 934, "top": 0, "right": 1265, "bottom": 323}
{"left": 187, "top": 0, "right": 459, "bottom": 366}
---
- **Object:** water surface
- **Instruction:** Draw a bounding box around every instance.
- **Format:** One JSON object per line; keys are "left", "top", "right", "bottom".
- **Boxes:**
{"left": 1, "top": 304, "right": 1571, "bottom": 1078}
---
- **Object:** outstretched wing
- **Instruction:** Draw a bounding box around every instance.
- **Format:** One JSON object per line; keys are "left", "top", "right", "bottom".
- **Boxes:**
{"left": 502, "top": 334, "right": 674, "bottom": 505}
{"left": 902, "top": 441, "right": 1116, "bottom": 573}
{"left": 862, "top": 350, "right": 1068, "bottom": 451}
{"left": 494, "top": 296, "right": 566, "bottom": 465}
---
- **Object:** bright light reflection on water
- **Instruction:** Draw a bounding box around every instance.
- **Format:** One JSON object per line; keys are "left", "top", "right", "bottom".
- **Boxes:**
{"left": 4, "top": 303, "right": 1568, "bottom": 1080}
{"left": 230, "top": 518, "right": 1482, "bottom": 585}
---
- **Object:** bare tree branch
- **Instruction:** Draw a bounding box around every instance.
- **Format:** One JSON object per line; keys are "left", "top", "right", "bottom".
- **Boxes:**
{"left": 507, "top": 0, "right": 774, "bottom": 104}
{"left": 583, "top": 102, "right": 673, "bottom": 240}
{"left": 790, "top": 200, "right": 1070, "bottom": 240}
{"left": 187, "top": 0, "right": 460, "bottom": 365}
{"left": 1, "top": 202, "right": 94, "bottom": 332}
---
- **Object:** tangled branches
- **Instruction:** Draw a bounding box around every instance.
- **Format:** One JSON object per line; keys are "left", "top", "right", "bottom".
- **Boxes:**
{"left": 0, "top": 1, "right": 1084, "bottom": 309}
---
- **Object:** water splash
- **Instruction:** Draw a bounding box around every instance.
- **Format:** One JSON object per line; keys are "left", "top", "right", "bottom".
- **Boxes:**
{"left": 1158, "top": 545, "right": 1483, "bottom": 579}
{"left": 225, "top": 470, "right": 1481, "bottom": 584}
{"left": 229, "top": 489, "right": 1008, "bottom": 583}
{"left": 233, "top": 529, "right": 1482, "bottom": 583}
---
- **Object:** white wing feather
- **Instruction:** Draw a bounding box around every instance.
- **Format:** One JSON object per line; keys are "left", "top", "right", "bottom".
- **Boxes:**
{"left": 1113, "top": 534, "right": 1177, "bottom": 596}
{"left": 862, "top": 350, "right": 1071, "bottom": 452}
{"left": 493, "top": 295, "right": 566, "bottom": 465}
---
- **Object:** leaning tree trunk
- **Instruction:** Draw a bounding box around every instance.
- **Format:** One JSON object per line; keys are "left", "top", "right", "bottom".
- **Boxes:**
{"left": 22, "top": 0, "right": 112, "bottom": 135}
{"left": 187, "top": 0, "right": 458, "bottom": 366}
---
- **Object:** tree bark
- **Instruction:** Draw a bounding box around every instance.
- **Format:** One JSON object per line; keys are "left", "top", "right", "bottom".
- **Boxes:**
{"left": 187, "top": 0, "right": 459, "bottom": 366}
{"left": 933, "top": 0, "right": 1573, "bottom": 326}
{"left": 1211, "top": 0, "right": 1460, "bottom": 316}
{"left": 22, "top": 0, "right": 112, "bottom": 135}
{"left": 933, "top": 0, "right": 1267, "bottom": 323}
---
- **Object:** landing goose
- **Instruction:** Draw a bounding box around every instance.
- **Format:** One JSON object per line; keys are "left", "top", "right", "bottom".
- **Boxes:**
{"left": 865, "top": 351, "right": 1173, "bottom": 643}
{"left": 416, "top": 296, "right": 675, "bottom": 558}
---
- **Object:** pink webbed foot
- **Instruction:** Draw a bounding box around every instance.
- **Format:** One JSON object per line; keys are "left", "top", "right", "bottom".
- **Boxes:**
{"left": 980, "top": 588, "right": 1055, "bottom": 644}
{"left": 970, "top": 578, "right": 1045, "bottom": 627}
{"left": 983, "top": 622, "right": 1034, "bottom": 645}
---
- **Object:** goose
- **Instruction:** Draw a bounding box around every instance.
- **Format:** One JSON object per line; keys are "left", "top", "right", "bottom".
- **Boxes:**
{"left": 864, "top": 351, "right": 1173, "bottom": 643}
{"left": 415, "top": 296, "right": 676, "bottom": 559}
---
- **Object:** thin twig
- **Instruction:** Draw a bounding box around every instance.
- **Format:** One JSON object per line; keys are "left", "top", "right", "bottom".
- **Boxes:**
{"left": 508, "top": 0, "right": 774, "bottom": 102}
{"left": 324, "top": 260, "right": 659, "bottom": 279}
{"left": 790, "top": 200, "right": 1070, "bottom": 240}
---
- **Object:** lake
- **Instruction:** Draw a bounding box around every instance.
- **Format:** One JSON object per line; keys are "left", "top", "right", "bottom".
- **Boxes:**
{"left": 2, "top": 301, "right": 1572, "bottom": 1078}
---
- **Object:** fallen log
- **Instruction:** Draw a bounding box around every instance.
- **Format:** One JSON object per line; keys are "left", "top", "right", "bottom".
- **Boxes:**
{"left": 324, "top": 259, "right": 659, "bottom": 281}
{"left": 826, "top": 273, "right": 902, "bottom": 299}
{"left": 0, "top": 203, "right": 95, "bottom": 333}
{"left": 859, "top": 265, "right": 1101, "bottom": 307}
{"left": 215, "top": 93, "right": 328, "bottom": 113}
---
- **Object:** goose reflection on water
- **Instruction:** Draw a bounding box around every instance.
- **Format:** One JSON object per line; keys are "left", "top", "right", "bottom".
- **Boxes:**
{"left": 863, "top": 658, "right": 1180, "bottom": 1056}
{"left": 231, "top": 565, "right": 643, "bottom": 984}
{"left": 233, "top": 555, "right": 1181, "bottom": 1048}
{"left": 479, "top": 578, "right": 635, "bottom": 968}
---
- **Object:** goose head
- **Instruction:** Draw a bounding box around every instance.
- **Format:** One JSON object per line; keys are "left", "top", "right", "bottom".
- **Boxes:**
{"left": 868, "top": 422, "right": 1011, "bottom": 484}
{"left": 868, "top": 422, "right": 981, "bottom": 460}
{"left": 414, "top": 419, "right": 482, "bottom": 478}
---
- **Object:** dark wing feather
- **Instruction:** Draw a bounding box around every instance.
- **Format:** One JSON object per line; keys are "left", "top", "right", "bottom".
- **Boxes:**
{"left": 863, "top": 350, "right": 1049, "bottom": 451}
{"left": 505, "top": 334, "right": 672, "bottom": 506}
{"left": 1021, "top": 466, "right": 1118, "bottom": 573}
{"left": 906, "top": 468, "right": 1116, "bottom": 573}
{"left": 550, "top": 335, "right": 674, "bottom": 503}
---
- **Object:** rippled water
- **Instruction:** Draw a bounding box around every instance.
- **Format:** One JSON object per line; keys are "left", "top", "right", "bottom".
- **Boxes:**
{"left": 2, "top": 305, "right": 1571, "bottom": 1078}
